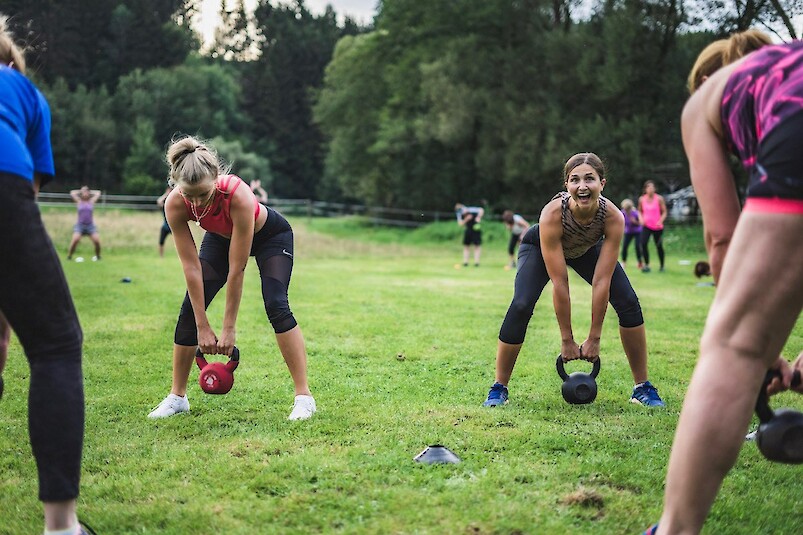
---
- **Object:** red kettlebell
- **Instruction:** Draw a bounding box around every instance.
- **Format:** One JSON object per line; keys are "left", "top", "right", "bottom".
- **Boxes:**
{"left": 195, "top": 346, "right": 240, "bottom": 395}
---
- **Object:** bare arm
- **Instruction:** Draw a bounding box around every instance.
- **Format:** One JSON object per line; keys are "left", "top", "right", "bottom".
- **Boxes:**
{"left": 217, "top": 185, "right": 255, "bottom": 356}
{"left": 69, "top": 189, "right": 81, "bottom": 202}
{"left": 89, "top": 190, "right": 102, "bottom": 203}
{"left": 540, "top": 201, "right": 580, "bottom": 360}
{"left": 681, "top": 92, "right": 740, "bottom": 283}
{"left": 658, "top": 195, "right": 668, "bottom": 225}
{"left": 166, "top": 192, "right": 216, "bottom": 353}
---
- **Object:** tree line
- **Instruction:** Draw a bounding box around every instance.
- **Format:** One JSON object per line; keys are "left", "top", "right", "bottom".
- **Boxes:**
{"left": 2, "top": 0, "right": 801, "bottom": 214}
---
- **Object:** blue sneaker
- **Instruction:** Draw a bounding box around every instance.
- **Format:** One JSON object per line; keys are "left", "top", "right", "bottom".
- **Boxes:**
{"left": 630, "top": 381, "right": 665, "bottom": 407}
{"left": 482, "top": 382, "right": 509, "bottom": 407}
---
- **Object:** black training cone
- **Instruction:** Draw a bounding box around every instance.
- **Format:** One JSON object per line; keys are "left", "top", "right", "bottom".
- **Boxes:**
{"left": 413, "top": 445, "right": 461, "bottom": 464}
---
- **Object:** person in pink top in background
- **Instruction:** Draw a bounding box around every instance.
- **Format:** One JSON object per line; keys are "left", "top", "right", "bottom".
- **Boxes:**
{"left": 638, "top": 180, "right": 667, "bottom": 272}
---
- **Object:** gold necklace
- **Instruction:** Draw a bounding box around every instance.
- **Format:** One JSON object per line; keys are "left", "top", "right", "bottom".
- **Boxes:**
{"left": 190, "top": 192, "right": 215, "bottom": 226}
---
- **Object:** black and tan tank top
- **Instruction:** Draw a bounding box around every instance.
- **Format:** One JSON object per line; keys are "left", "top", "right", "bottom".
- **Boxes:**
{"left": 553, "top": 191, "right": 608, "bottom": 259}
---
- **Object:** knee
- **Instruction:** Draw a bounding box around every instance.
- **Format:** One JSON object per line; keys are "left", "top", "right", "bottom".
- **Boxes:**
{"left": 508, "top": 297, "right": 535, "bottom": 320}
{"left": 263, "top": 278, "right": 297, "bottom": 333}
{"left": 265, "top": 294, "right": 297, "bottom": 333}
{"left": 614, "top": 296, "right": 643, "bottom": 328}
{"left": 174, "top": 303, "right": 197, "bottom": 346}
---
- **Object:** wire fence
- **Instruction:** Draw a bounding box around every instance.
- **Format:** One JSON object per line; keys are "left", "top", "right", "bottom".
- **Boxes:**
{"left": 38, "top": 191, "right": 701, "bottom": 227}
{"left": 37, "top": 192, "right": 461, "bottom": 228}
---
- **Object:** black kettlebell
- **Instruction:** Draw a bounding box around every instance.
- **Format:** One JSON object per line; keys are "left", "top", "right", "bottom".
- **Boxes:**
{"left": 754, "top": 369, "right": 802, "bottom": 464}
{"left": 556, "top": 355, "right": 601, "bottom": 404}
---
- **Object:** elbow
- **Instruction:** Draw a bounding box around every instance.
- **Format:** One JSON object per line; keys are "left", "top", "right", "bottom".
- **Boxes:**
{"left": 707, "top": 232, "right": 732, "bottom": 253}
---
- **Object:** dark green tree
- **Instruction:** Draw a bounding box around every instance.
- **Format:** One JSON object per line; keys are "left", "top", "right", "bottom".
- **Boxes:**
{"left": 122, "top": 118, "right": 166, "bottom": 194}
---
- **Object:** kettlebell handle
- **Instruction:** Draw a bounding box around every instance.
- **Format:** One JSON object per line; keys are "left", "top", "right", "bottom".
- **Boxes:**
{"left": 556, "top": 354, "right": 601, "bottom": 380}
{"left": 195, "top": 346, "right": 240, "bottom": 362}
{"left": 755, "top": 369, "right": 801, "bottom": 423}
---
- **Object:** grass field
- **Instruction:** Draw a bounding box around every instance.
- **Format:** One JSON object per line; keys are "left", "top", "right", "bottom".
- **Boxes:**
{"left": 1, "top": 208, "right": 801, "bottom": 534}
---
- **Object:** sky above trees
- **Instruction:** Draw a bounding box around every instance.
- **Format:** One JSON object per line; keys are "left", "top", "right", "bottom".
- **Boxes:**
{"left": 196, "top": 0, "right": 378, "bottom": 44}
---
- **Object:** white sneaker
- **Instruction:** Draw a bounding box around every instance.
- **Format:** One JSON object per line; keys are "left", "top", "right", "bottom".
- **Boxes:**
{"left": 287, "top": 395, "right": 316, "bottom": 421}
{"left": 148, "top": 394, "right": 190, "bottom": 419}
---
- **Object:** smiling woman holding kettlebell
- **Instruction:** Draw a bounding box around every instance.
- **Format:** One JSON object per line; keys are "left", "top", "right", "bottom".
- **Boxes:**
{"left": 481, "top": 153, "right": 665, "bottom": 408}
{"left": 147, "top": 135, "right": 316, "bottom": 421}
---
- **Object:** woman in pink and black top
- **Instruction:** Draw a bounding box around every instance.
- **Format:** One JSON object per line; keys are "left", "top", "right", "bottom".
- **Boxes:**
{"left": 148, "top": 136, "right": 316, "bottom": 421}
{"left": 637, "top": 181, "right": 666, "bottom": 272}
{"left": 646, "top": 30, "right": 803, "bottom": 534}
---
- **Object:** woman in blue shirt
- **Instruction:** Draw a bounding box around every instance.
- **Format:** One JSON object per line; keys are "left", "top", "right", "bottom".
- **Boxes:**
{"left": 0, "top": 16, "right": 89, "bottom": 535}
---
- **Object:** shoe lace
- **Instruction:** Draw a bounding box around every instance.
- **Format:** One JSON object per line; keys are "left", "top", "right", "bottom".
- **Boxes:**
{"left": 488, "top": 383, "right": 506, "bottom": 399}
{"left": 637, "top": 383, "right": 660, "bottom": 402}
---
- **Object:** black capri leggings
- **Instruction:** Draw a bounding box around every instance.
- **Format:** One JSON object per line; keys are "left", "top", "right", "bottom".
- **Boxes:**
{"left": 174, "top": 207, "right": 298, "bottom": 346}
{"left": 499, "top": 225, "right": 644, "bottom": 345}
{"left": 507, "top": 233, "right": 521, "bottom": 256}
{"left": 0, "top": 173, "right": 84, "bottom": 502}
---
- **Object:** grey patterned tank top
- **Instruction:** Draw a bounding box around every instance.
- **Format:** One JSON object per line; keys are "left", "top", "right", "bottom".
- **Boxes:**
{"left": 554, "top": 191, "right": 608, "bottom": 259}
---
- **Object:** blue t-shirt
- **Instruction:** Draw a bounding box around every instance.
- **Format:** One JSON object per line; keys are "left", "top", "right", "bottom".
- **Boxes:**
{"left": 0, "top": 66, "right": 54, "bottom": 184}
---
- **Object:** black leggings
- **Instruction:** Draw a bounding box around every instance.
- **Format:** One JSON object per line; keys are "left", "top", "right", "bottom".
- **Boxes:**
{"left": 621, "top": 232, "right": 643, "bottom": 264}
{"left": 0, "top": 173, "right": 84, "bottom": 502}
{"left": 499, "top": 225, "right": 644, "bottom": 345}
{"left": 507, "top": 233, "right": 521, "bottom": 256}
{"left": 639, "top": 228, "right": 664, "bottom": 268}
{"left": 174, "top": 207, "right": 298, "bottom": 346}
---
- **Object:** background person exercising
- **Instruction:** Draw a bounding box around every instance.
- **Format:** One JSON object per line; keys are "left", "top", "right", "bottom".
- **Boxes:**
{"left": 156, "top": 186, "right": 173, "bottom": 257}
{"left": 455, "top": 203, "right": 484, "bottom": 267}
{"left": 638, "top": 180, "right": 667, "bottom": 272}
{"left": 67, "top": 186, "right": 102, "bottom": 261}
{"left": 502, "top": 210, "right": 530, "bottom": 269}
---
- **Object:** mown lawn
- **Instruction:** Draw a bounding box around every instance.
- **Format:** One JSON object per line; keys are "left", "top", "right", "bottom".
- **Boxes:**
{"left": 1, "top": 209, "right": 800, "bottom": 534}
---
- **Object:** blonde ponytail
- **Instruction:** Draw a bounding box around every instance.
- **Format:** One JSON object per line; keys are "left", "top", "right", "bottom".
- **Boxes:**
{"left": 0, "top": 15, "right": 26, "bottom": 74}
{"left": 687, "top": 29, "right": 773, "bottom": 94}
{"left": 166, "top": 136, "right": 224, "bottom": 188}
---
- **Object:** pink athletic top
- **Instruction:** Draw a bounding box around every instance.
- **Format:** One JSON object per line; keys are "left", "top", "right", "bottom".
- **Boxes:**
{"left": 182, "top": 175, "right": 260, "bottom": 236}
{"left": 639, "top": 194, "right": 663, "bottom": 231}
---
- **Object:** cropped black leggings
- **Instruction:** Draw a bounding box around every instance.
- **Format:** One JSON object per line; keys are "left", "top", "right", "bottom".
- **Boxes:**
{"left": 499, "top": 225, "right": 644, "bottom": 345}
{"left": 640, "top": 227, "right": 664, "bottom": 268}
{"left": 174, "top": 208, "right": 298, "bottom": 345}
{"left": 621, "top": 232, "right": 643, "bottom": 264}
{"left": 0, "top": 173, "right": 84, "bottom": 502}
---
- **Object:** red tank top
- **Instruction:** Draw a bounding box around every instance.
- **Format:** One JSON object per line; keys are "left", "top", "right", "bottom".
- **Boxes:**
{"left": 182, "top": 175, "right": 260, "bottom": 236}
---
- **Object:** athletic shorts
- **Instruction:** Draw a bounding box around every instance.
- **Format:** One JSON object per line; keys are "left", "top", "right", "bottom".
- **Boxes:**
{"left": 745, "top": 111, "right": 803, "bottom": 214}
{"left": 73, "top": 223, "right": 97, "bottom": 235}
{"left": 463, "top": 228, "right": 482, "bottom": 246}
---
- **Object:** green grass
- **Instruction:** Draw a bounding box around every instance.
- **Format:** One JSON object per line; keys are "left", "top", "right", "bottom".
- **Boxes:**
{"left": 1, "top": 211, "right": 800, "bottom": 534}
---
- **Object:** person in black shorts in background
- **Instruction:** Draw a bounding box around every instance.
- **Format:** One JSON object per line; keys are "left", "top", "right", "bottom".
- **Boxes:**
{"left": 455, "top": 203, "right": 484, "bottom": 267}
{"left": 156, "top": 185, "right": 173, "bottom": 257}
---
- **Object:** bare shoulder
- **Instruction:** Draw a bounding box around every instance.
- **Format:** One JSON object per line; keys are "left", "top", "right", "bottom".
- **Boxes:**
{"left": 539, "top": 197, "right": 562, "bottom": 225}
{"left": 165, "top": 188, "right": 186, "bottom": 213}
{"left": 604, "top": 198, "right": 624, "bottom": 223}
